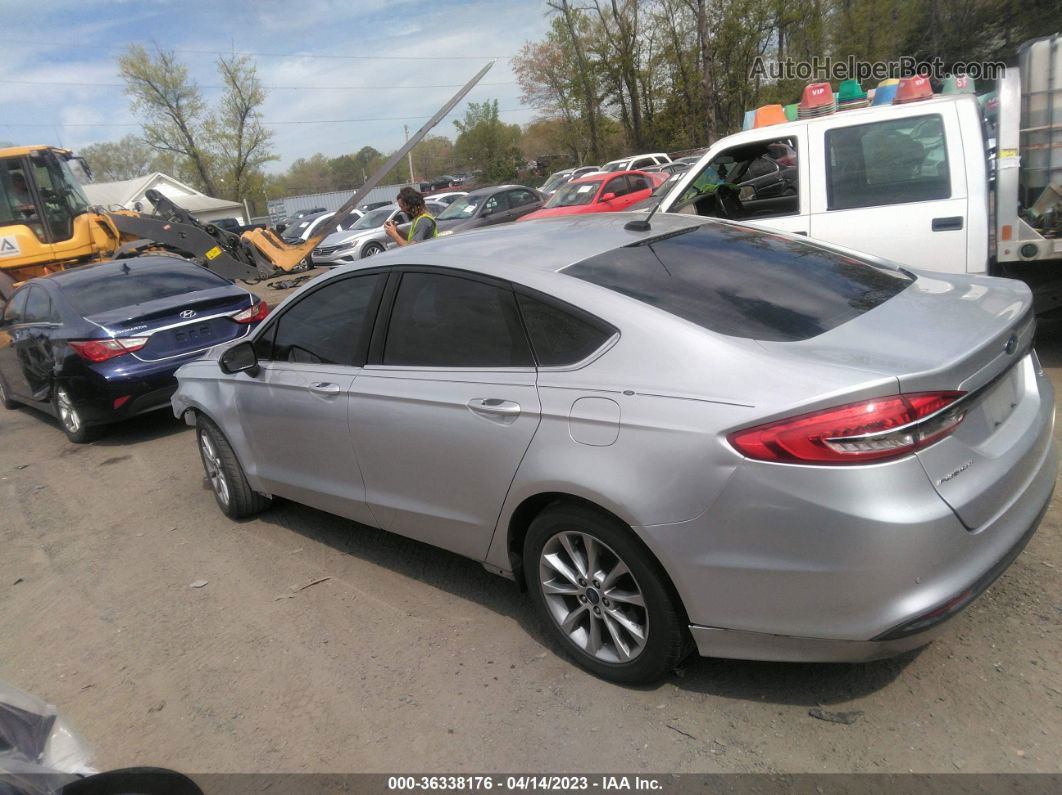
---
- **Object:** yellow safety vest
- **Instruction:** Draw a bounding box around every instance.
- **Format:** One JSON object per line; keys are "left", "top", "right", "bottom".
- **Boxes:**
{"left": 407, "top": 212, "right": 439, "bottom": 242}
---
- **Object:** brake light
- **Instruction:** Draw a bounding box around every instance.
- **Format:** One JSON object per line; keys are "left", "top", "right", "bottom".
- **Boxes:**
{"left": 233, "top": 301, "right": 268, "bottom": 324}
{"left": 728, "top": 391, "right": 966, "bottom": 465}
{"left": 68, "top": 337, "right": 148, "bottom": 363}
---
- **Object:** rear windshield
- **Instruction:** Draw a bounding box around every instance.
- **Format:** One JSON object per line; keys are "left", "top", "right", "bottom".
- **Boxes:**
{"left": 58, "top": 262, "right": 230, "bottom": 317}
{"left": 563, "top": 223, "right": 912, "bottom": 341}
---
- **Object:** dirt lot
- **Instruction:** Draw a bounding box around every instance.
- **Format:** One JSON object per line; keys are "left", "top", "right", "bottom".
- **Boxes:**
{"left": 1, "top": 288, "right": 1059, "bottom": 774}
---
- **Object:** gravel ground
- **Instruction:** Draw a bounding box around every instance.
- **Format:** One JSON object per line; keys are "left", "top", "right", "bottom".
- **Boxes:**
{"left": 0, "top": 284, "right": 1059, "bottom": 774}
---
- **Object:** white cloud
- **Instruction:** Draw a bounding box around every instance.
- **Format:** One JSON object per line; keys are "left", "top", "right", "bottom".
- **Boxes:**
{"left": 2, "top": 0, "right": 550, "bottom": 169}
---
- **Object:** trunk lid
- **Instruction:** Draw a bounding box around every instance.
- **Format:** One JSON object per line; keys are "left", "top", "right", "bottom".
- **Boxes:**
{"left": 759, "top": 271, "right": 1050, "bottom": 529}
{"left": 88, "top": 287, "right": 254, "bottom": 361}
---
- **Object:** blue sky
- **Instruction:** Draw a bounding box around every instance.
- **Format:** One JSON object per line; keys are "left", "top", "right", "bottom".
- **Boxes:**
{"left": 0, "top": 0, "right": 550, "bottom": 172}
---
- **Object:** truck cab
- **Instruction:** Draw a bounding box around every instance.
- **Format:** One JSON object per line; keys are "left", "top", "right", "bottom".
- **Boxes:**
{"left": 656, "top": 95, "right": 990, "bottom": 275}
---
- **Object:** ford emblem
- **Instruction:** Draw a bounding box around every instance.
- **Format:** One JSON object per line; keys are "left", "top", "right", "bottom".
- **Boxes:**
{"left": 180, "top": 309, "right": 197, "bottom": 319}
{"left": 1004, "top": 334, "right": 1018, "bottom": 355}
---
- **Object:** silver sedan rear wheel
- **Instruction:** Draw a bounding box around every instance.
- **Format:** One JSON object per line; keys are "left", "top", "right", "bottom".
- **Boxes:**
{"left": 539, "top": 530, "right": 649, "bottom": 664}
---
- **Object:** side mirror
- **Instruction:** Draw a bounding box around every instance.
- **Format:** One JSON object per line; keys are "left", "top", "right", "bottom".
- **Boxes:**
{"left": 738, "top": 186, "right": 755, "bottom": 202}
{"left": 600, "top": 192, "right": 617, "bottom": 202}
{"left": 219, "top": 340, "right": 259, "bottom": 376}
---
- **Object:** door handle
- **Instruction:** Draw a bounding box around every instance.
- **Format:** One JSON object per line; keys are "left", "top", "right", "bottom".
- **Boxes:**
{"left": 932, "top": 216, "right": 964, "bottom": 231}
{"left": 467, "top": 398, "right": 521, "bottom": 420}
{"left": 309, "top": 382, "right": 341, "bottom": 396}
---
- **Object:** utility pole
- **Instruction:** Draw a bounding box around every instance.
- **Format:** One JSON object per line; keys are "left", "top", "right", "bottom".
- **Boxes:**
{"left": 404, "top": 124, "right": 415, "bottom": 185}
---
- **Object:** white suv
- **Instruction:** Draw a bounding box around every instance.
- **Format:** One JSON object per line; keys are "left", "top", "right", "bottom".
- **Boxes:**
{"left": 600, "top": 152, "right": 672, "bottom": 172}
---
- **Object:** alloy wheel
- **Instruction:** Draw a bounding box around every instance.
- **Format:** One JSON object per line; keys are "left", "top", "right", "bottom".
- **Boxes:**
{"left": 56, "top": 388, "right": 81, "bottom": 433}
{"left": 199, "top": 432, "right": 231, "bottom": 506}
{"left": 538, "top": 530, "right": 648, "bottom": 664}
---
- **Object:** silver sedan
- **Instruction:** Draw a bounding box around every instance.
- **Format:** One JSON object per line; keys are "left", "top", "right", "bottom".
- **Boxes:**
{"left": 172, "top": 214, "right": 1056, "bottom": 684}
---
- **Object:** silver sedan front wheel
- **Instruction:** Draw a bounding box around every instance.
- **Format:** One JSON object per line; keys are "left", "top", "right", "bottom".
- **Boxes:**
{"left": 199, "top": 430, "right": 231, "bottom": 507}
{"left": 539, "top": 530, "right": 649, "bottom": 664}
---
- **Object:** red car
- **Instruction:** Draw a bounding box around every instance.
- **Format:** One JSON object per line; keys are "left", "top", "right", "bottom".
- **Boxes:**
{"left": 518, "top": 170, "right": 665, "bottom": 221}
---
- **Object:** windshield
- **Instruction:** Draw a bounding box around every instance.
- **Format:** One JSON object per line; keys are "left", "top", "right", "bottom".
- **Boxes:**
{"left": 602, "top": 160, "right": 626, "bottom": 172}
{"left": 546, "top": 180, "right": 603, "bottom": 208}
{"left": 351, "top": 207, "right": 394, "bottom": 229}
{"left": 540, "top": 174, "right": 571, "bottom": 194}
{"left": 438, "top": 194, "right": 484, "bottom": 220}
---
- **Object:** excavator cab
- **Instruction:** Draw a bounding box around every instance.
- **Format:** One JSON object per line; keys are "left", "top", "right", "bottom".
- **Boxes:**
{"left": 0, "top": 146, "right": 116, "bottom": 300}
{"left": 1, "top": 147, "right": 92, "bottom": 246}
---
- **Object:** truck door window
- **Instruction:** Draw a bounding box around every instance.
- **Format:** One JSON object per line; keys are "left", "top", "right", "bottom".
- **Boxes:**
{"left": 0, "top": 161, "right": 45, "bottom": 240}
{"left": 30, "top": 156, "right": 77, "bottom": 242}
{"left": 826, "top": 114, "right": 950, "bottom": 210}
{"left": 674, "top": 138, "right": 799, "bottom": 220}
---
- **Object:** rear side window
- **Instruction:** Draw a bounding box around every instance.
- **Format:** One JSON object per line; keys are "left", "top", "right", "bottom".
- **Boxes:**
{"left": 59, "top": 263, "right": 229, "bottom": 317}
{"left": 265, "top": 273, "right": 380, "bottom": 365}
{"left": 23, "top": 287, "right": 54, "bottom": 323}
{"left": 2, "top": 288, "right": 29, "bottom": 325}
{"left": 384, "top": 272, "right": 532, "bottom": 367}
{"left": 826, "top": 114, "right": 950, "bottom": 210}
{"left": 517, "top": 294, "right": 614, "bottom": 367}
{"left": 564, "top": 223, "right": 913, "bottom": 342}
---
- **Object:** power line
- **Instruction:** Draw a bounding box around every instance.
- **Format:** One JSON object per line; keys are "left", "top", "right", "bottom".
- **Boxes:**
{"left": 0, "top": 108, "right": 532, "bottom": 128}
{"left": 5, "top": 41, "right": 513, "bottom": 61}
{"left": 0, "top": 79, "right": 518, "bottom": 90}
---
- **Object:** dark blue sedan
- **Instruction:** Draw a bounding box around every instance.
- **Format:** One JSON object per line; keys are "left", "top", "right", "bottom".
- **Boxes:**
{"left": 0, "top": 256, "right": 267, "bottom": 442}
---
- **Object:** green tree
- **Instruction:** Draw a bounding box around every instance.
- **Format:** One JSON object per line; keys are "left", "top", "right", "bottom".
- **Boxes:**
{"left": 118, "top": 45, "right": 275, "bottom": 204}
{"left": 80, "top": 135, "right": 162, "bottom": 182}
{"left": 118, "top": 44, "right": 218, "bottom": 196}
{"left": 210, "top": 54, "right": 276, "bottom": 204}
{"left": 453, "top": 100, "right": 523, "bottom": 183}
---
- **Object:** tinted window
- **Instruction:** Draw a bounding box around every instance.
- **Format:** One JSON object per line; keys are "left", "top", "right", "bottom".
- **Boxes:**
{"left": 564, "top": 223, "right": 913, "bottom": 342}
{"left": 628, "top": 174, "right": 650, "bottom": 192}
{"left": 58, "top": 262, "right": 230, "bottom": 317}
{"left": 508, "top": 189, "right": 538, "bottom": 207}
{"left": 517, "top": 294, "right": 614, "bottom": 367}
{"left": 384, "top": 273, "right": 532, "bottom": 367}
{"left": 267, "top": 274, "right": 380, "bottom": 365}
{"left": 23, "top": 287, "right": 53, "bottom": 323}
{"left": 483, "top": 193, "right": 510, "bottom": 214}
{"left": 3, "top": 288, "right": 29, "bottom": 325}
{"left": 826, "top": 114, "right": 950, "bottom": 210}
{"left": 604, "top": 177, "right": 630, "bottom": 197}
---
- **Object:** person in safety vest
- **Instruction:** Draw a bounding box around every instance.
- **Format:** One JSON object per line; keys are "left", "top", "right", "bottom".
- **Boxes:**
{"left": 384, "top": 186, "right": 438, "bottom": 246}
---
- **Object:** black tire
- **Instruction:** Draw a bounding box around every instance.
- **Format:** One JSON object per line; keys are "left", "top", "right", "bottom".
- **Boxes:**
{"left": 196, "top": 415, "right": 271, "bottom": 519}
{"left": 523, "top": 503, "right": 689, "bottom": 684}
{"left": 53, "top": 385, "right": 101, "bottom": 443}
{"left": 361, "top": 241, "right": 385, "bottom": 258}
{"left": 0, "top": 372, "right": 16, "bottom": 410}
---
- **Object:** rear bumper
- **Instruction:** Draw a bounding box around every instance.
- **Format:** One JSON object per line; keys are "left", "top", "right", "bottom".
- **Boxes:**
{"left": 640, "top": 400, "right": 1057, "bottom": 662}
{"left": 61, "top": 352, "right": 206, "bottom": 426}
{"left": 687, "top": 473, "right": 1053, "bottom": 662}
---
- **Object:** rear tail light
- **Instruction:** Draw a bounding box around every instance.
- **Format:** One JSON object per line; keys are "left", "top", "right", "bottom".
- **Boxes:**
{"left": 233, "top": 301, "right": 268, "bottom": 324}
{"left": 68, "top": 337, "right": 148, "bottom": 363}
{"left": 728, "top": 391, "right": 967, "bottom": 465}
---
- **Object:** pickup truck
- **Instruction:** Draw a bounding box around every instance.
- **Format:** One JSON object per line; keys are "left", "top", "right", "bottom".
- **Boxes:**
{"left": 654, "top": 33, "right": 1062, "bottom": 313}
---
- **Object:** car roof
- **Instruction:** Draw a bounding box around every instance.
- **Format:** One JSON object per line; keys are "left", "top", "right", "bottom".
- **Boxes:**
{"left": 464, "top": 184, "right": 534, "bottom": 197}
{"left": 42, "top": 255, "right": 201, "bottom": 286}
{"left": 335, "top": 213, "right": 707, "bottom": 280}
{"left": 568, "top": 169, "right": 651, "bottom": 184}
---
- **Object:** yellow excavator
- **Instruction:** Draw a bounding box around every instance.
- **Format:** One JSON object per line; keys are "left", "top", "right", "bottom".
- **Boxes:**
{"left": 0, "top": 63, "right": 492, "bottom": 301}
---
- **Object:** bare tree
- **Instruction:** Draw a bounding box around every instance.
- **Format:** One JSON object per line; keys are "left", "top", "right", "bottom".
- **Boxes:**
{"left": 212, "top": 54, "right": 276, "bottom": 203}
{"left": 118, "top": 44, "right": 218, "bottom": 196}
